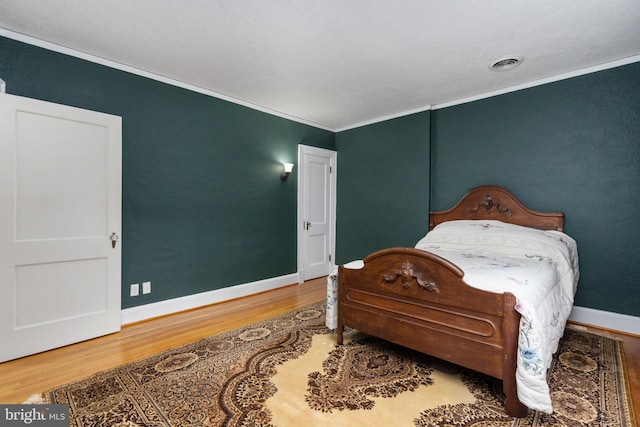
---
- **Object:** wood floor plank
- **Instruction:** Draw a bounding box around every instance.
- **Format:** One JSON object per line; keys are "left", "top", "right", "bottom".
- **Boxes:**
{"left": 0, "top": 275, "right": 637, "bottom": 423}
{"left": 0, "top": 278, "right": 327, "bottom": 404}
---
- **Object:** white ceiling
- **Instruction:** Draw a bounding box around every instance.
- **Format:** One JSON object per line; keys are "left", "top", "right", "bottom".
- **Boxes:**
{"left": 1, "top": 1, "right": 639, "bottom": 131}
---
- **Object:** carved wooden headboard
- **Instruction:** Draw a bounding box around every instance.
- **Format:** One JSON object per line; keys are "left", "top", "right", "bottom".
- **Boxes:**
{"left": 429, "top": 185, "right": 564, "bottom": 232}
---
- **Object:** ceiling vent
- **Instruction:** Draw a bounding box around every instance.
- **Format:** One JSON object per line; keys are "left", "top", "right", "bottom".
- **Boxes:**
{"left": 490, "top": 56, "right": 523, "bottom": 71}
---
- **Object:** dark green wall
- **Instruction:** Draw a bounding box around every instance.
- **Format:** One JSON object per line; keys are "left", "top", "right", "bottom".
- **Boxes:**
{"left": 335, "top": 112, "right": 431, "bottom": 263}
{"left": 0, "top": 36, "right": 335, "bottom": 308}
{"left": 431, "top": 62, "right": 640, "bottom": 317}
{"left": 2, "top": 35, "right": 638, "bottom": 317}
{"left": 333, "top": 63, "right": 639, "bottom": 318}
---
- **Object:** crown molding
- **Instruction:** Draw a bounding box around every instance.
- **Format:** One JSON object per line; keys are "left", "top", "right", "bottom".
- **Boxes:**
{"left": 334, "top": 105, "right": 432, "bottom": 133}
{"left": 0, "top": 28, "right": 333, "bottom": 132}
{"left": 3, "top": 28, "right": 639, "bottom": 134}
{"left": 432, "top": 55, "right": 640, "bottom": 110}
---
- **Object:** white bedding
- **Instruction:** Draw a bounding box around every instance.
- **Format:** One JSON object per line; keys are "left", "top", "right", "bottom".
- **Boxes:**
{"left": 327, "top": 220, "right": 579, "bottom": 414}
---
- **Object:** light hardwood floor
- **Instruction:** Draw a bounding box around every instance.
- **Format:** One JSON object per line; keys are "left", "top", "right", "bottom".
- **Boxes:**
{"left": 1, "top": 277, "right": 638, "bottom": 422}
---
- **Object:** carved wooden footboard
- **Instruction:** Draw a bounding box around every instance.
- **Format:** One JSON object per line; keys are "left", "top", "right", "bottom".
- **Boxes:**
{"left": 336, "top": 185, "right": 566, "bottom": 418}
{"left": 337, "top": 248, "right": 525, "bottom": 416}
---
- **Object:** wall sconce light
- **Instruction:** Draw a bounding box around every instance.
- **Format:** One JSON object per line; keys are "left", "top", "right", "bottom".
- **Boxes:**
{"left": 281, "top": 163, "right": 294, "bottom": 180}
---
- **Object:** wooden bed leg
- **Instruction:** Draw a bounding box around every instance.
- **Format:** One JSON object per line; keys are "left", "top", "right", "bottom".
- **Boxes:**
{"left": 503, "top": 292, "right": 528, "bottom": 418}
{"left": 336, "top": 324, "right": 343, "bottom": 345}
{"left": 503, "top": 381, "right": 528, "bottom": 418}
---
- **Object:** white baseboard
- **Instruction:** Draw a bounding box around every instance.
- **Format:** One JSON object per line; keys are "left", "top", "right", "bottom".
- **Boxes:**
{"left": 122, "top": 278, "right": 639, "bottom": 337}
{"left": 121, "top": 273, "right": 300, "bottom": 325}
{"left": 569, "top": 306, "right": 640, "bottom": 336}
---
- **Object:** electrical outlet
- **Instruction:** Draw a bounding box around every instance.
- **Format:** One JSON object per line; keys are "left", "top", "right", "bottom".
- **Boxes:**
{"left": 130, "top": 283, "right": 139, "bottom": 297}
{"left": 142, "top": 281, "right": 151, "bottom": 294}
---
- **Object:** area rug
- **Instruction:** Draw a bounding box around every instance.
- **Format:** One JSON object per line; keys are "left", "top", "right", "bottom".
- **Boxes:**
{"left": 34, "top": 302, "right": 634, "bottom": 426}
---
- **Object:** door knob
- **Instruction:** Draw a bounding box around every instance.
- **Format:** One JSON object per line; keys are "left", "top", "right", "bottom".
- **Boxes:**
{"left": 304, "top": 221, "right": 311, "bottom": 230}
{"left": 110, "top": 232, "right": 119, "bottom": 248}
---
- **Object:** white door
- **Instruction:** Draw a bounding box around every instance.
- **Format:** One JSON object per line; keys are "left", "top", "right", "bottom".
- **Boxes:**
{"left": 0, "top": 93, "right": 122, "bottom": 362}
{"left": 297, "top": 145, "right": 336, "bottom": 281}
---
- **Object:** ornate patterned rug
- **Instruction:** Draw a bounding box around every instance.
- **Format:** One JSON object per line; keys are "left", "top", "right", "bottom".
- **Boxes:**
{"left": 34, "top": 302, "right": 634, "bottom": 426}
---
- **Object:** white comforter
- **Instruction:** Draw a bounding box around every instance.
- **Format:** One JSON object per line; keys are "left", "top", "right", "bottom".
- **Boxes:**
{"left": 414, "top": 220, "right": 579, "bottom": 414}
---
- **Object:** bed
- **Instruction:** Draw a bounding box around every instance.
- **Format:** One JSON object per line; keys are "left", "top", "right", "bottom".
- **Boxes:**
{"left": 331, "top": 185, "right": 579, "bottom": 417}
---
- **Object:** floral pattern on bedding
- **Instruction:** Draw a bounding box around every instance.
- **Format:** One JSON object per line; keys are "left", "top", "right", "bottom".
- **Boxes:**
{"left": 326, "top": 260, "right": 363, "bottom": 330}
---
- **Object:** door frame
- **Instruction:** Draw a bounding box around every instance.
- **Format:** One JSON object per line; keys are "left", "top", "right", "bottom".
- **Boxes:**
{"left": 296, "top": 144, "right": 337, "bottom": 282}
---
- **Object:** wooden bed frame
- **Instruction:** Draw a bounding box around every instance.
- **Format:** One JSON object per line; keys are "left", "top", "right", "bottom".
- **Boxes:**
{"left": 336, "top": 185, "right": 565, "bottom": 417}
